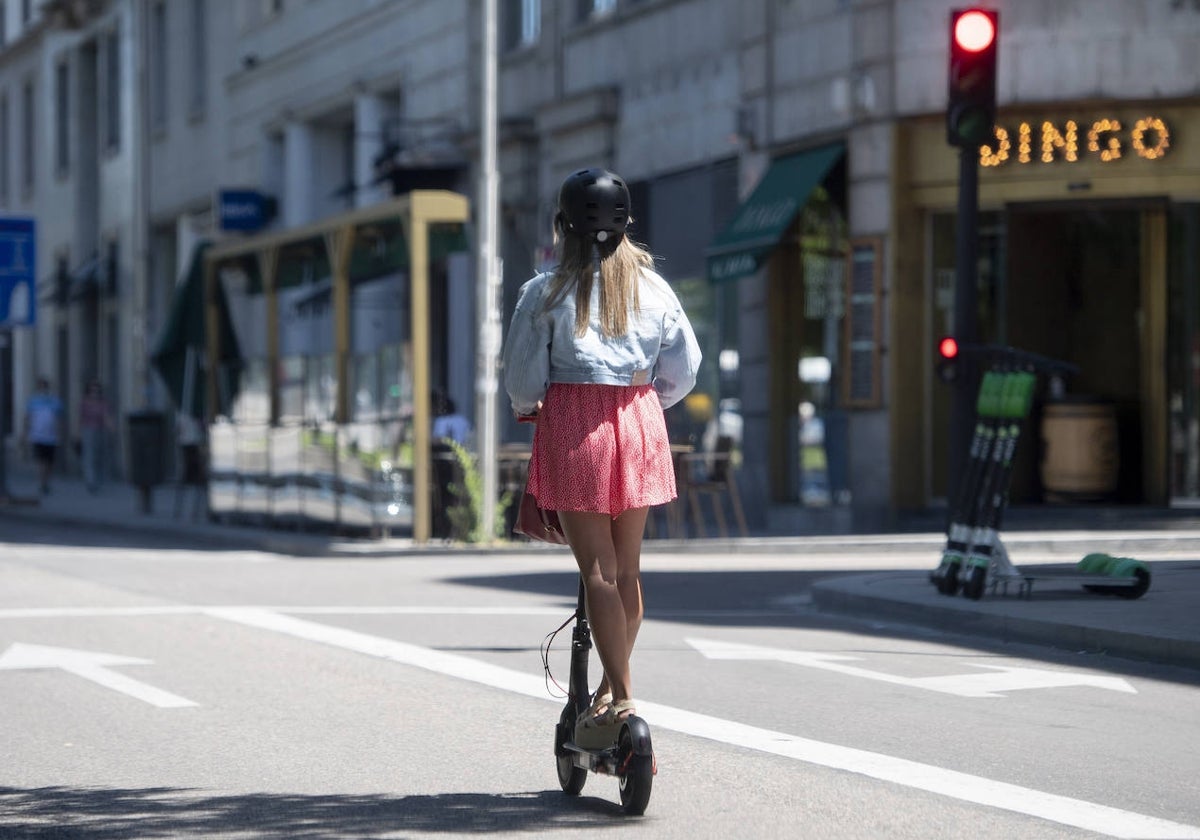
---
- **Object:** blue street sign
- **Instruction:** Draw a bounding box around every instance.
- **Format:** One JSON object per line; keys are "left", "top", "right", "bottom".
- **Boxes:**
{"left": 0, "top": 217, "right": 36, "bottom": 328}
{"left": 218, "top": 189, "right": 272, "bottom": 232}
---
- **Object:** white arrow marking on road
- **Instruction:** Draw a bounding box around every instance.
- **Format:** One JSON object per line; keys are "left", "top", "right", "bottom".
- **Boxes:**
{"left": 686, "top": 637, "right": 1137, "bottom": 698}
{"left": 0, "top": 643, "right": 197, "bottom": 708}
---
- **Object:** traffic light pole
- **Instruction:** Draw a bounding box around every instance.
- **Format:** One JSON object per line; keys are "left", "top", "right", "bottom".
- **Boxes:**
{"left": 949, "top": 146, "right": 980, "bottom": 506}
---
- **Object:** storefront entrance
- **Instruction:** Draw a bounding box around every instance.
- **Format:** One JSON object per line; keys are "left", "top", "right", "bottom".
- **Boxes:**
{"left": 1005, "top": 204, "right": 1152, "bottom": 504}
{"left": 929, "top": 201, "right": 1168, "bottom": 505}
{"left": 900, "top": 105, "right": 1200, "bottom": 517}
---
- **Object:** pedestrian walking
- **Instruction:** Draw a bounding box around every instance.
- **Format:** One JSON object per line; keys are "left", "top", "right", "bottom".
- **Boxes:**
{"left": 432, "top": 390, "right": 472, "bottom": 446}
{"left": 79, "top": 379, "right": 113, "bottom": 493}
{"left": 23, "top": 377, "right": 65, "bottom": 495}
{"left": 502, "top": 167, "right": 701, "bottom": 747}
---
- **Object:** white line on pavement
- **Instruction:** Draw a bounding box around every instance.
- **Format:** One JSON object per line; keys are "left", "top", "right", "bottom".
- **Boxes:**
{"left": 0, "top": 605, "right": 805, "bottom": 620}
{"left": 207, "top": 606, "right": 1200, "bottom": 840}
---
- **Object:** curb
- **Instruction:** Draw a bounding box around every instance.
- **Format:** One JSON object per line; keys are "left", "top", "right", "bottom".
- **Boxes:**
{"left": 810, "top": 574, "right": 1200, "bottom": 672}
{"left": 8, "top": 500, "right": 1200, "bottom": 559}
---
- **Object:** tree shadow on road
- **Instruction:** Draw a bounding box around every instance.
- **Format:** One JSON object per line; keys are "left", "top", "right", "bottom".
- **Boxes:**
{"left": 0, "top": 785, "right": 636, "bottom": 837}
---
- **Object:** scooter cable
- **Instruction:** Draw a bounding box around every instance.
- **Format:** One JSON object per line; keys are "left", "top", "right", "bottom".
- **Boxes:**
{"left": 539, "top": 608, "right": 579, "bottom": 699}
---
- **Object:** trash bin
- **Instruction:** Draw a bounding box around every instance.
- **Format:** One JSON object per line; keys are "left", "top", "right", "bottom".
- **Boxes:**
{"left": 126, "top": 410, "right": 167, "bottom": 512}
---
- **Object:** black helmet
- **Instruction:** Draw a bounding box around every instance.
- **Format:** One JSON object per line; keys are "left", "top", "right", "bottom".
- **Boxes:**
{"left": 557, "top": 168, "right": 630, "bottom": 243}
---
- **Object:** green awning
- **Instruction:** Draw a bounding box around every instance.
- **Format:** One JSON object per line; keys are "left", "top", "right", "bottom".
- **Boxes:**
{"left": 706, "top": 142, "right": 844, "bottom": 282}
{"left": 150, "top": 242, "right": 242, "bottom": 419}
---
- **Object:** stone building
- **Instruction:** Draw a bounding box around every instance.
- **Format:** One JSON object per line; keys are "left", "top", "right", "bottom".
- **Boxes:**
{"left": 3, "top": 0, "right": 1199, "bottom": 532}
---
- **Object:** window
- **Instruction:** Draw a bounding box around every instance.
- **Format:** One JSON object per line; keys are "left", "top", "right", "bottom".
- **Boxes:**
{"left": 579, "top": 0, "right": 616, "bottom": 21}
{"left": 0, "top": 93, "right": 8, "bottom": 204}
{"left": 0, "top": 2, "right": 7, "bottom": 48}
{"left": 54, "top": 60, "right": 69, "bottom": 174}
{"left": 20, "top": 78, "right": 32, "bottom": 193}
{"left": 20, "top": 0, "right": 29, "bottom": 26}
{"left": 150, "top": 2, "right": 167, "bottom": 132}
{"left": 521, "top": 0, "right": 540, "bottom": 44}
{"left": 104, "top": 27, "right": 120, "bottom": 150}
{"left": 189, "top": 0, "right": 207, "bottom": 114}
{"left": 503, "top": 0, "right": 540, "bottom": 50}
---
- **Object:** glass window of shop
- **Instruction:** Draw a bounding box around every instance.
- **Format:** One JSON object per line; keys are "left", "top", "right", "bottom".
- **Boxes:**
{"left": 640, "top": 161, "right": 741, "bottom": 453}
{"left": 790, "top": 184, "right": 851, "bottom": 506}
{"left": 927, "top": 210, "right": 1005, "bottom": 501}
{"left": 1168, "top": 203, "right": 1200, "bottom": 503}
{"left": 211, "top": 256, "right": 269, "bottom": 518}
{"left": 274, "top": 238, "right": 335, "bottom": 522}
{"left": 341, "top": 220, "right": 413, "bottom": 529}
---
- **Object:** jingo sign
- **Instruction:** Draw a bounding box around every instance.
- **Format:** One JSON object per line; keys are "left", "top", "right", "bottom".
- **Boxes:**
{"left": 979, "top": 117, "right": 1170, "bottom": 168}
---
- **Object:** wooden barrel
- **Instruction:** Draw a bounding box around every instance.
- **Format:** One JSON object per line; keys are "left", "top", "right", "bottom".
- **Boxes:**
{"left": 1040, "top": 400, "right": 1119, "bottom": 501}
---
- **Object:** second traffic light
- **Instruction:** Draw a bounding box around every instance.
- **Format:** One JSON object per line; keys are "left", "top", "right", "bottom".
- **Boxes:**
{"left": 936, "top": 336, "right": 960, "bottom": 383}
{"left": 947, "top": 8, "right": 998, "bottom": 148}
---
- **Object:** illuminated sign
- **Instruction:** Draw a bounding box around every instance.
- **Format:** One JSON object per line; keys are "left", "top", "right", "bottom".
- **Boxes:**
{"left": 979, "top": 117, "right": 1171, "bottom": 168}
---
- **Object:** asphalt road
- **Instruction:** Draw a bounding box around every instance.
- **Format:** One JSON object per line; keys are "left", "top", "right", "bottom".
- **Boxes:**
{"left": 1, "top": 519, "right": 1198, "bottom": 839}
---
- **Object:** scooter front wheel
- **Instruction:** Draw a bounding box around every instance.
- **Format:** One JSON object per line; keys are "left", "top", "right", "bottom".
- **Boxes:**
{"left": 617, "top": 720, "right": 653, "bottom": 816}
{"left": 961, "top": 565, "right": 986, "bottom": 601}
{"left": 555, "top": 706, "right": 587, "bottom": 795}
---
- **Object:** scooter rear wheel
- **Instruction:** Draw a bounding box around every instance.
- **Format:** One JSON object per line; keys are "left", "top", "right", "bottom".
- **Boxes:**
{"left": 617, "top": 725, "right": 653, "bottom": 816}
{"left": 555, "top": 706, "right": 587, "bottom": 795}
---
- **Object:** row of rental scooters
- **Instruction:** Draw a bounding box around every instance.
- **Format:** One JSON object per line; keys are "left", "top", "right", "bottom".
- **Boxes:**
{"left": 929, "top": 352, "right": 1149, "bottom": 601}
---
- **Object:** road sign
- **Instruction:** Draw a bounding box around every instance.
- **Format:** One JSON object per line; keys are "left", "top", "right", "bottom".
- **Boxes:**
{"left": 686, "top": 638, "right": 1136, "bottom": 698}
{"left": 0, "top": 217, "right": 36, "bottom": 328}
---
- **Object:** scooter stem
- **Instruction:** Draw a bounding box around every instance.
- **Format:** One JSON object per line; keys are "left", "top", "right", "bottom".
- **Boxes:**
{"left": 569, "top": 576, "right": 592, "bottom": 721}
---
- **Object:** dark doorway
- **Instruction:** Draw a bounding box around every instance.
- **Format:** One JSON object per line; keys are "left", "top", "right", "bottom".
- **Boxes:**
{"left": 1005, "top": 205, "right": 1144, "bottom": 504}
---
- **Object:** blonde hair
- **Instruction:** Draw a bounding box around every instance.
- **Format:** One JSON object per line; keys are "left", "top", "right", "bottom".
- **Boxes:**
{"left": 544, "top": 216, "right": 655, "bottom": 338}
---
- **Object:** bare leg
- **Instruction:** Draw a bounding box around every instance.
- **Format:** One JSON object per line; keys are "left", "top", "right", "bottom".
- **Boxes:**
{"left": 591, "top": 507, "right": 648, "bottom": 704}
{"left": 559, "top": 507, "right": 649, "bottom": 713}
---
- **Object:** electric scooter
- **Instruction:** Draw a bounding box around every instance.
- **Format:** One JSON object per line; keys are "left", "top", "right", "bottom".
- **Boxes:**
{"left": 552, "top": 578, "right": 655, "bottom": 815}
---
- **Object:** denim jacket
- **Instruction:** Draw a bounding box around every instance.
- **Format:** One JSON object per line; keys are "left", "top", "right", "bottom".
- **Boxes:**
{"left": 502, "top": 269, "right": 702, "bottom": 415}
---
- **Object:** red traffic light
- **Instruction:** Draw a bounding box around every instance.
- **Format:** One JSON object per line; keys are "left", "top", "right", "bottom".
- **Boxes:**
{"left": 939, "top": 337, "right": 959, "bottom": 359}
{"left": 954, "top": 10, "right": 995, "bottom": 52}
{"left": 947, "top": 8, "right": 999, "bottom": 148}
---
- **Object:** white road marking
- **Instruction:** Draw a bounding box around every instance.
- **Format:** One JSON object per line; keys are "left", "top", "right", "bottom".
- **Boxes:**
{"left": 0, "top": 605, "right": 572, "bottom": 620}
{"left": 687, "top": 637, "right": 1138, "bottom": 698}
{"left": 0, "top": 643, "right": 197, "bottom": 708}
{"left": 208, "top": 607, "right": 1200, "bottom": 840}
{"left": 0, "top": 605, "right": 798, "bottom": 620}
{"left": 0, "top": 606, "right": 199, "bottom": 619}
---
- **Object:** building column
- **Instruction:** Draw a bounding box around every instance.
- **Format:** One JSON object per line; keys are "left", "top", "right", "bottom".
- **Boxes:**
{"left": 354, "top": 94, "right": 388, "bottom": 208}
{"left": 283, "top": 120, "right": 315, "bottom": 227}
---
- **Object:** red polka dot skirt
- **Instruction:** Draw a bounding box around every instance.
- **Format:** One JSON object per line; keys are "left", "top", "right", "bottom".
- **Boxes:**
{"left": 528, "top": 383, "right": 677, "bottom": 516}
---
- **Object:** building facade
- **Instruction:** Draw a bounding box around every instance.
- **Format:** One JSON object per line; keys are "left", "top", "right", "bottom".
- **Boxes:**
{"left": 3, "top": 0, "right": 1199, "bottom": 533}
{"left": 490, "top": 0, "right": 1200, "bottom": 530}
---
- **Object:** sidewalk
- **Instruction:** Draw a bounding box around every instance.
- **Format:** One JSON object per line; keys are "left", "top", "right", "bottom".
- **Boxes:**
{"left": 2, "top": 456, "right": 1199, "bottom": 671}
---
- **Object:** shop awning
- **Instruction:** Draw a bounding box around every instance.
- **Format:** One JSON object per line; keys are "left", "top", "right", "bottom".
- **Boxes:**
{"left": 706, "top": 142, "right": 844, "bottom": 283}
{"left": 151, "top": 242, "right": 242, "bottom": 419}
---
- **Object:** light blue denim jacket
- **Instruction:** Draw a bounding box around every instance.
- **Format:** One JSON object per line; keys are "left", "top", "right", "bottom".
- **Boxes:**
{"left": 502, "top": 269, "right": 702, "bottom": 415}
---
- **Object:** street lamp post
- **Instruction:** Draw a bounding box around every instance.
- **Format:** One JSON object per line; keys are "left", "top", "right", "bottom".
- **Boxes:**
{"left": 476, "top": 0, "right": 501, "bottom": 539}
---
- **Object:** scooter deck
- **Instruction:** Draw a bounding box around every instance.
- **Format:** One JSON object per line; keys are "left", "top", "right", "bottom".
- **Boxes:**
{"left": 562, "top": 740, "right": 622, "bottom": 775}
{"left": 990, "top": 570, "right": 1144, "bottom": 598}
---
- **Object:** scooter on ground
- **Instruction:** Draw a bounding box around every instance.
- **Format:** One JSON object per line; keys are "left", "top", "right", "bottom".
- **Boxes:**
{"left": 551, "top": 578, "right": 655, "bottom": 815}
